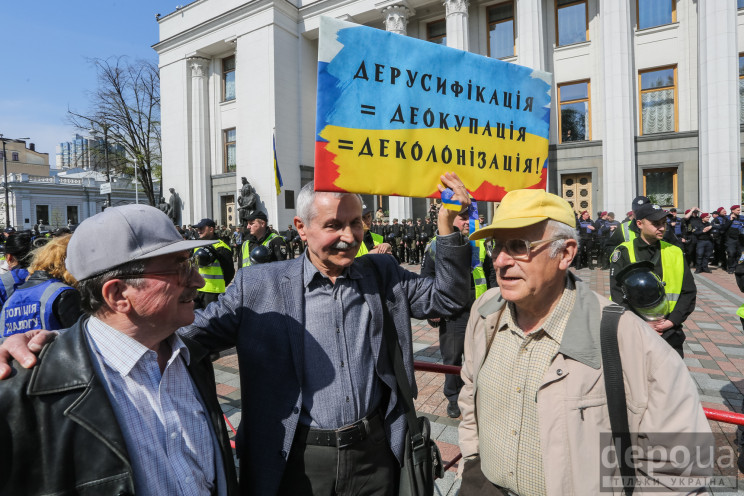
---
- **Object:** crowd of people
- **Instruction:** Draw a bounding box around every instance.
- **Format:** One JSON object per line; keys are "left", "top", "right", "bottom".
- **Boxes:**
{"left": 0, "top": 182, "right": 730, "bottom": 495}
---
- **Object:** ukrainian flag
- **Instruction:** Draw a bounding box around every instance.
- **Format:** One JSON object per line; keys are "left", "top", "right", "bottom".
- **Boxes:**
{"left": 274, "top": 136, "right": 283, "bottom": 195}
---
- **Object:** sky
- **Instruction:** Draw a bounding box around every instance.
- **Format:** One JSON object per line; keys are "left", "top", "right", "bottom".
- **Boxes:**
{"left": 1, "top": 1, "right": 184, "bottom": 162}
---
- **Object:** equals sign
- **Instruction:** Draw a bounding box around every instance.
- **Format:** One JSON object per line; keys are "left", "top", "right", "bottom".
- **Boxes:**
{"left": 360, "top": 104, "right": 376, "bottom": 116}
{"left": 338, "top": 139, "right": 354, "bottom": 151}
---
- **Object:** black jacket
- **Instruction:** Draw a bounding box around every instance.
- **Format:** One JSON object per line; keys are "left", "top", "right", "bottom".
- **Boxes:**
{"left": 0, "top": 318, "right": 238, "bottom": 496}
{"left": 609, "top": 237, "right": 696, "bottom": 327}
{"left": 244, "top": 230, "right": 288, "bottom": 264}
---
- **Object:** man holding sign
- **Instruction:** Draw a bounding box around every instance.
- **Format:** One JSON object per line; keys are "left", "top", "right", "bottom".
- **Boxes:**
{"left": 0, "top": 173, "right": 472, "bottom": 496}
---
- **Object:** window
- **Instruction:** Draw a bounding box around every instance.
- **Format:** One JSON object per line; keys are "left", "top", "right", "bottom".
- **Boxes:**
{"left": 224, "top": 128, "right": 236, "bottom": 173}
{"left": 487, "top": 2, "right": 515, "bottom": 59}
{"left": 639, "top": 66, "right": 676, "bottom": 135}
{"left": 558, "top": 81, "right": 590, "bottom": 142}
{"left": 222, "top": 55, "right": 236, "bottom": 102}
{"left": 556, "top": 0, "right": 587, "bottom": 46}
{"left": 285, "top": 190, "right": 295, "bottom": 209}
{"left": 740, "top": 0, "right": 744, "bottom": 9}
{"left": 0, "top": 151, "right": 3, "bottom": 160}
{"left": 637, "top": 0, "right": 675, "bottom": 30}
{"left": 36, "top": 205, "right": 49, "bottom": 225}
{"left": 11, "top": 152, "right": 18, "bottom": 161}
{"left": 427, "top": 20, "right": 446, "bottom": 45}
{"left": 740, "top": 55, "right": 744, "bottom": 124}
{"left": 66, "top": 206, "right": 79, "bottom": 225}
{"left": 643, "top": 168, "right": 677, "bottom": 208}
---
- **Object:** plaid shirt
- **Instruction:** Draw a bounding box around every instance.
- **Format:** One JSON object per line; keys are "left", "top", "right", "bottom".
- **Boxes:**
{"left": 477, "top": 284, "right": 576, "bottom": 496}
{"left": 85, "top": 317, "right": 220, "bottom": 496}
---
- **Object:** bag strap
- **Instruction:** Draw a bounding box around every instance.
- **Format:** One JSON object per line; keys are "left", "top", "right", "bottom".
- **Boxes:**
{"left": 363, "top": 257, "right": 425, "bottom": 450}
{"left": 600, "top": 304, "right": 635, "bottom": 496}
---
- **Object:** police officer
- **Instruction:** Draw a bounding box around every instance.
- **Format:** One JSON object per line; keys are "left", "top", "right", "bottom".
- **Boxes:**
{"left": 193, "top": 218, "right": 235, "bottom": 309}
{"left": 241, "top": 211, "right": 288, "bottom": 267}
{"left": 724, "top": 205, "right": 744, "bottom": 274}
{"left": 285, "top": 224, "right": 298, "bottom": 259}
{"left": 693, "top": 212, "right": 715, "bottom": 273}
{"left": 712, "top": 207, "right": 728, "bottom": 267}
{"left": 421, "top": 209, "right": 495, "bottom": 418}
{"left": 404, "top": 219, "right": 418, "bottom": 264}
{"left": 356, "top": 206, "right": 392, "bottom": 257}
{"left": 576, "top": 211, "right": 596, "bottom": 269}
{"left": 389, "top": 218, "right": 404, "bottom": 262}
{"left": 610, "top": 201, "right": 696, "bottom": 357}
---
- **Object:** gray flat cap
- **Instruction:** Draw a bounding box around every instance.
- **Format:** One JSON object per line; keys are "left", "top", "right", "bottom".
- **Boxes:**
{"left": 66, "top": 204, "right": 213, "bottom": 281}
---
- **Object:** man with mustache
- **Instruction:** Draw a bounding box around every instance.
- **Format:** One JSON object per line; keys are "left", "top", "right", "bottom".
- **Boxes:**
{"left": 0, "top": 205, "right": 238, "bottom": 495}
{"left": 457, "top": 189, "right": 711, "bottom": 495}
{"left": 1, "top": 174, "right": 472, "bottom": 495}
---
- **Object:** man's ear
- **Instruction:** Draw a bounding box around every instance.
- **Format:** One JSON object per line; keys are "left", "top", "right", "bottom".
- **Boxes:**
{"left": 294, "top": 216, "right": 308, "bottom": 241}
{"left": 100, "top": 279, "right": 133, "bottom": 314}
{"left": 559, "top": 238, "right": 578, "bottom": 270}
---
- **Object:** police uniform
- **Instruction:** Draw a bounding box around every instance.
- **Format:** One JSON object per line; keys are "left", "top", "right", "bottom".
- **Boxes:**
{"left": 241, "top": 231, "right": 288, "bottom": 267}
{"left": 0, "top": 272, "right": 81, "bottom": 337}
{"left": 356, "top": 230, "right": 384, "bottom": 257}
{"left": 724, "top": 206, "right": 743, "bottom": 273}
{"left": 421, "top": 232, "right": 495, "bottom": 416}
{"left": 609, "top": 205, "right": 696, "bottom": 358}
{"left": 195, "top": 237, "right": 235, "bottom": 309}
{"left": 576, "top": 214, "right": 595, "bottom": 269}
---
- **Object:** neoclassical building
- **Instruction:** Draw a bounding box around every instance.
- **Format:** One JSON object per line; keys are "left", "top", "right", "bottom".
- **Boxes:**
{"left": 155, "top": 0, "right": 743, "bottom": 227}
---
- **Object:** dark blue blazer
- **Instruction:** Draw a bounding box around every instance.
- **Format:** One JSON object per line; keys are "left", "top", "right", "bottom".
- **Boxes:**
{"left": 183, "top": 241, "right": 470, "bottom": 496}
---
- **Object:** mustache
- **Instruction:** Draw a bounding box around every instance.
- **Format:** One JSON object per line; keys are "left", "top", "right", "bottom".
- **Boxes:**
{"left": 331, "top": 239, "right": 360, "bottom": 250}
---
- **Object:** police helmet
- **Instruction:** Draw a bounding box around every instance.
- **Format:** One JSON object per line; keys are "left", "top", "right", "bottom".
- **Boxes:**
{"left": 293, "top": 235, "right": 301, "bottom": 244}
{"left": 386, "top": 233, "right": 397, "bottom": 243}
{"left": 418, "top": 232, "right": 429, "bottom": 243}
{"left": 250, "top": 245, "right": 272, "bottom": 264}
{"left": 403, "top": 234, "right": 411, "bottom": 243}
{"left": 615, "top": 261, "right": 668, "bottom": 321}
{"left": 195, "top": 247, "right": 216, "bottom": 267}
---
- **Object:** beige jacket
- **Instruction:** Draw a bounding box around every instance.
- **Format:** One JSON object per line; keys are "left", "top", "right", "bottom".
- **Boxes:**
{"left": 458, "top": 273, "right": 713, "bottom": 495}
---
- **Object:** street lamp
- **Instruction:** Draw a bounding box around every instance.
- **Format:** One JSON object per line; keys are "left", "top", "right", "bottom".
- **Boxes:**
{"left": 90, "top": 124, "right": 113, "bottom": 208}
{"left": 0, "top": 135, "right": 29, "bottom": 228}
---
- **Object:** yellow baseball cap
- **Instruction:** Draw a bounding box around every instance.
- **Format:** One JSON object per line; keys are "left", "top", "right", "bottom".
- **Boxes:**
{"left": 470, "top": 189, "right": 576, "bottom": 240}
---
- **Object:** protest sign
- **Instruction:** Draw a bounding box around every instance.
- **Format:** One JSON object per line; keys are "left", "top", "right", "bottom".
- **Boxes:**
{"left": 314, "top": 16, "right": 552, "bottom": 201}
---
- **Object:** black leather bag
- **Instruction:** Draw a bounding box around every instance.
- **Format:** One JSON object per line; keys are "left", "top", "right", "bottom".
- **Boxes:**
{"left": 364, "top": 257, "right": 444, "bottom": 496}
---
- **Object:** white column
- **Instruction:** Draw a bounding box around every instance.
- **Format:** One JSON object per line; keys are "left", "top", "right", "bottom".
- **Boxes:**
{"left": 516, "top": 0, "right": 545, "bottom": 71}
{"left": 698, "top": 1, "right": 739, "bottom": 209}
{"left": 382, "top": 5, "right": 414, "bottom": 221}
{"left": 189, "top": 57, "right": 211, "bottom": 220}
{"left": 444, "top": 0, "right": 469, "bottom": 51}
{"left": 600, "top": 1, "right": 636, "bottom": 215}
{"left": 382, "top": 5, "right": 410, "bottom": 35}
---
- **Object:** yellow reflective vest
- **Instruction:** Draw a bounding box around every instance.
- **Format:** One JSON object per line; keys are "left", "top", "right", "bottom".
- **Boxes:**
{"left": 428, "top": 237, "right": 487, "bottom": 299}
{"left": 242, "top": 233, "right": 278, "bottom": 268}
{"left": 356, "top": 232, "right": 384, "bottom": 257}
{"left": 619, "top": 239, "right": 684, "bottom": 312}
{"left": 621, "top": 220, "right": 636, "bottom": 242}
{"left": 195, "top": 239, "right": 230, "bottom": 293}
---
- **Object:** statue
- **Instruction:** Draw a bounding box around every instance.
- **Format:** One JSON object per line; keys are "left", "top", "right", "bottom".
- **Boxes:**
{"left": 167, "top": 188, "right": 182, "bottom": 226}
{"left": 157, "top": 196, "right": 172, "bottom": 218}
{"left": 237, "top": 177, "right": 258, "bottom": 226}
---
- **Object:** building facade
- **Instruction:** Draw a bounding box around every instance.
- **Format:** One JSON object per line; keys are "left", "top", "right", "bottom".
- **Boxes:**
{"left": 56, "top": 134, "right": 127, "bottom": 171}
{"left": 155, "top": 0, "right": 744, "bottom": 227}
{"left": 1, "top": 140, "right": 50, "bottom": 178}
{"left": 3, "top": 169, "right": 140, "bottom": 230}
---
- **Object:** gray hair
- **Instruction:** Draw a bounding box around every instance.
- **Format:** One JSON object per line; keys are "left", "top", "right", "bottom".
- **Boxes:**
{"left": 546, "top": 220, "right": 578, "bottom": 258}
{"left": 77, "top": 260, "right": 147, "bottom": 315}
{"left": 296, "top": 181, "right": 363, "bottom": 223}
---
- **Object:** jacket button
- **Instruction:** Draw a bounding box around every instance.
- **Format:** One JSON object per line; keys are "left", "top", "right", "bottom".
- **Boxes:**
{"left": 281, "top": 450, "right": 287, "bottom": 458}
{"left": 556, "top": 369, "right": 563, "bottom": 376}
{"left": 293, "top": 407, "right": 299, "bottom": 414}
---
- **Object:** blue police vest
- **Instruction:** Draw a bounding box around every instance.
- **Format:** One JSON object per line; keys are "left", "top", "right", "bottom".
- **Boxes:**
{"left": 731, "top": 216, "right": 744, "bottom": 231}
{"left": 669, "top": 217, "right": 682, "bottom": 236}
{"left": 579, "top": 220, "right": 592, "bottom": 234}
{"left": 0, "top": 278, "right": 73, "bottom": 337}
{"left": 0, "top": 268, "right": 29, "bottom": 308}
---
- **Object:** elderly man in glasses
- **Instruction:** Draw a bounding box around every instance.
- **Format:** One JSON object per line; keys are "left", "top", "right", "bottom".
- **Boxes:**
{"left": 0, "top": 205, "right": 238, "bottom": 495}
{"left": 457, "top": 189, "right": 712, "bottom": 496}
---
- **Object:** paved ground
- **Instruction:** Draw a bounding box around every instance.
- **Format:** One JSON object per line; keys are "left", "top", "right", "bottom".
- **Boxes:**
{"left": 214, "top": 260, "right": 744, "bottom": 494}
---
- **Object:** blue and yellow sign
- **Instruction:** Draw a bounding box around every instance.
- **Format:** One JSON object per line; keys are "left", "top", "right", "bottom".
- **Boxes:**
{"left": 315, "top": 17, "right": 552, "bottom": 201}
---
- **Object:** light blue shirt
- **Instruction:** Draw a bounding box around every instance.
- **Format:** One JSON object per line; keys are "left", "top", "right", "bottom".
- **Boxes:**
{"left": 85, "top": 317, "right": 224, "bottom": 496}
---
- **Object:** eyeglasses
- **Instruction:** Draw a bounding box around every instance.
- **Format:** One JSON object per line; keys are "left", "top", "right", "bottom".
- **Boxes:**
{"left": 485, "top": 236, "right": 566, "bottom": 261}
{"left": 116, "top": 256, "right": 199, "bottom": 286}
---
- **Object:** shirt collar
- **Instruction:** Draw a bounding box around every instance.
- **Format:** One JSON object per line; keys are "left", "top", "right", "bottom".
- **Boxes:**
{"left": 86, "top": 316, "right": 190, "bottom": 377}
{"left": 301, "top": 250, "right": 361, "bottom": 288}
